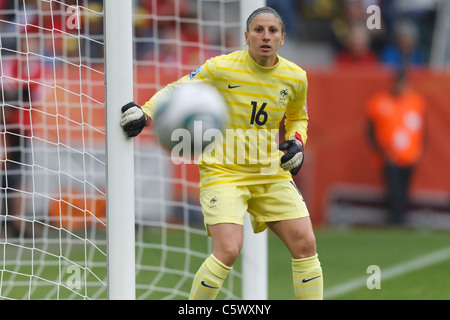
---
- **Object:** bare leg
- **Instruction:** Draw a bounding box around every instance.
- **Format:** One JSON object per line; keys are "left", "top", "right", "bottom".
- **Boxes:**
{"left": 267, "top": 216, "right": 317, "bottom": 259}
{"left": 189, "top": 223, "right": 242, "bottom": 300}
{"left": 208, "top": 223, "right": 244, "bottom": 266}
{"left": 267, "top": 217, "right": 323, "bottom": 300}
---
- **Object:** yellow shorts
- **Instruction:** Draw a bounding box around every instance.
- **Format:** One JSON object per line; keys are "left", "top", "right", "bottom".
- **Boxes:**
{"left": 199, "top": 180, "right": 309, "bottom": 234}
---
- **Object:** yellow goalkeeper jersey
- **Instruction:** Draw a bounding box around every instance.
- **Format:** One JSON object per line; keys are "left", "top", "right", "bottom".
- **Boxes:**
{"left": 142, "top": 50, "right": 309, "bottom": 188}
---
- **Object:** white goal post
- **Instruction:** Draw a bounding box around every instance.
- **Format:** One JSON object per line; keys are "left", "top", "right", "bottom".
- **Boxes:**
{"left": 104, "top": 0, "right": 135, "bottom": 300}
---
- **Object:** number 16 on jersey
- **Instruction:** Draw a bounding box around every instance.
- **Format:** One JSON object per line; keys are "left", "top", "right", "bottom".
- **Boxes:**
{"left": 250, "top": 101, "right": 268, "bottom": 126}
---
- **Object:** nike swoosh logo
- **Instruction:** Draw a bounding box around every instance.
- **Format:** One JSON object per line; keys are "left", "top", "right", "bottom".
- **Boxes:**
{"left": 201, "top": 281, "right": 219, "bottom": 289}
{"left": 228, "top": 84, "right": 242, "bottom": 89}
{"left": 302, "top": 275, "right": 321, "bottom": 283}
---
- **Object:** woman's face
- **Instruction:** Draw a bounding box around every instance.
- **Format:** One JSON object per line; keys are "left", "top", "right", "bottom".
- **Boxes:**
{"left": 245, "top": 12, "right": 285, "bottom": 67}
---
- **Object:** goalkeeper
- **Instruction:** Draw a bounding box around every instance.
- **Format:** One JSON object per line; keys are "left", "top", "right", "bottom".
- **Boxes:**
{"left": 121, "top": 6, "right": 323, "bottom": 300}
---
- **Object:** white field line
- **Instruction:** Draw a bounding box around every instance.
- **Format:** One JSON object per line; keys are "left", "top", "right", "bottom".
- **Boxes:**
{"left": 325, "top": 246, "right": 450, "bottom": 299}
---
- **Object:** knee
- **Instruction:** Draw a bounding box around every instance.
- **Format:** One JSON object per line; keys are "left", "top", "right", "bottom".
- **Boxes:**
{"left": 214, "top": 241, "right": 242, "bottom": 267}
{"left": 291, "top": 232, "right": 317, "bottom": 259}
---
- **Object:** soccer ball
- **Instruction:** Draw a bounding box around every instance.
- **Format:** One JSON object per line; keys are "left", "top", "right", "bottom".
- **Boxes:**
{"left": 153, "top": 82, "right": 227, "bottom": 156}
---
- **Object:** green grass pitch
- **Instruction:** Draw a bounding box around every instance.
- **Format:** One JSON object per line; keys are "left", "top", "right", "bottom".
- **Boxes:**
{"left": 1, "top": 227, "right": 449, "bottom": 300}
{"left": 269, "top": 227, "right": 450, "bottom": 300}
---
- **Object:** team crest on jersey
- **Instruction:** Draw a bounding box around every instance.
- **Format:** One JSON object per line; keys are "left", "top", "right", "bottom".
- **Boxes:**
{"left": 279, "top": 89, "right": 288, "bottom": 102}
{"left": 189, "top": 66, "right": 203, "bottom": 79}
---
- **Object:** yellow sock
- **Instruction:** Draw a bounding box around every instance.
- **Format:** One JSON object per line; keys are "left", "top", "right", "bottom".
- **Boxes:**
{"left": 189, "top": 254, "right": 232, "bottom": 300}
{"left": 292, "top": 254, "right": 323, "bottom": 300}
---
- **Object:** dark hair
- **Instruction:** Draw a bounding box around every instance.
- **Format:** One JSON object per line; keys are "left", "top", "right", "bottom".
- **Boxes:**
{"left": 246, "top": 7, "right": 285, "bottom": 34}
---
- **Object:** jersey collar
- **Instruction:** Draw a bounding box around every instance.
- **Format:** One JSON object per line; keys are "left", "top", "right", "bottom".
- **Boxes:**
{"left": 245, "top": 50, "right": 281, "bottom": 76}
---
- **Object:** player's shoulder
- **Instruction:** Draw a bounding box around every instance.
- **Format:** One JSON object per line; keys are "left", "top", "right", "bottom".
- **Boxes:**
{"left": 193, "top": 51, "right": 245, "bottom": 80}
{"left": 279, "top": 56, "right": 307, "bottom": 74}
{"left": 278, "top": 56, "right": 308, "bottom": 83}
{"left": 203, "top": 51, "right": 247, "bottom": 77}
{"left": 209, "top": 50, "right": 246, "bottom": 65}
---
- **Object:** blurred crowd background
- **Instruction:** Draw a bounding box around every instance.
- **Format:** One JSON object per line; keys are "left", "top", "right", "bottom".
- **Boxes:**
{"left": 269, "top": 0, "right": 440, "bottom": 69}
{"left": 0, "top": 0, "right": 447, "bottom": 69}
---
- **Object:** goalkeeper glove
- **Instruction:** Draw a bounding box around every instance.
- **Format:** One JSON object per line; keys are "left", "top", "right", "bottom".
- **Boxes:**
{"left": 279, "top": 133, "right": 304, "bottom": 176}
{"left": 120, "top": 102, "right": 148, "bottom": 137}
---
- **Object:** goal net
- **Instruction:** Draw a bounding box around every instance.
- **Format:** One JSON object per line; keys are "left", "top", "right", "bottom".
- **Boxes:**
{"left": 0, "top": 0, "right": 106, "bottom": 299}
{"left": 0, "top": 0, "right": 246, "bottom": 300}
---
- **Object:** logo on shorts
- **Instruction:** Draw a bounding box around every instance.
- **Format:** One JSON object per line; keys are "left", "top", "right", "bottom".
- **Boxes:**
{"left": 209, "top": 196, "right": 217, "bottom": 208}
